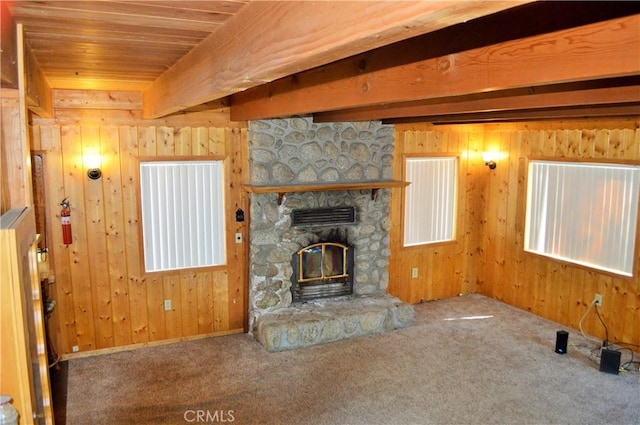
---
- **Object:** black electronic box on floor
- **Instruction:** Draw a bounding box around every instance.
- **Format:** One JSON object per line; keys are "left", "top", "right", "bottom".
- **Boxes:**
{"left": 555, "top": 330, "right": 568, "bottom": 354}
{"left": 599, "top": 348, "right": 621, "bottom": 374}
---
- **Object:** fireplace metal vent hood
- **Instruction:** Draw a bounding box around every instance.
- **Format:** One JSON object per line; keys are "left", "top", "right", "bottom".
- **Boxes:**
{"left": 291, "top": 207, "right": 356, "bottom": 227}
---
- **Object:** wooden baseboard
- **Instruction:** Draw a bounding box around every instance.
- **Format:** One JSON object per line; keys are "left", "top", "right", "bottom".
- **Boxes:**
{"left": 60, "top": 329, "right": 245, "bottom": 361}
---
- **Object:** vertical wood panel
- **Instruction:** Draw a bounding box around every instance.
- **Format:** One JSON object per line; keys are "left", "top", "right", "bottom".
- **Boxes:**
{"left": 175, "top": 127, "right": 192, "bottom": 155}
{"left": 163, "top": 275, "right": 182, "bottom": 339}
{"left": 464, "top": 128, "right": 485, "bottom": 295}
{"left": 120, "top": 126, "right": 149, "bottom": 344}
{"left": 619, "top": 128, "right": 640, "bottom": 345}
{"left": 457, "top": 132, "right": 475, "bottom": 295}
{"left": 102, "top": 125, "right": 132, "bottom": 347}
{"left": 539, "top": 131, "right": 557, "bottom": 317}
{"left": 23, "top": 97, "right": 247, "bottom": 356}
{"left": 1, "top": 90, "right": 29, "bottom": 209}
{"left": 192, "top": 127, "right": 209, "bottom": 155}
{"left": 500, "top": 132, "right": 520, "bottom": 307}
{"left": 82, "top": 125, "right": 113, "bottom": 349}
{"left": 388, "top": 130, "right": 405, "bottom": 300}
{"left": 212, "top": 271, "right": 230, "bottom": 332}
{"left": 60, "top": 125, "right": 96, "bottom": 351}
{"left": 39, "top": 125, "right": 75, "bottom": 353}
{"left": 449, "top": 132, "right": 466, "bottom": 294}
{"left": 196, "top": 272, "right": 214, "bottom": 334}
{"left": 226, "top": 127, "right": 247, "bottom": 330}
{"left": 391, "top": 121, "right": 639, "bottom": 348}
{"left": 180, "top": 273, "right": 198, "bottom": 337}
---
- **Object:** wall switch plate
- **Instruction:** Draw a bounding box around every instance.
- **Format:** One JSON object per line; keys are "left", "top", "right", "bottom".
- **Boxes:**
{"left": 412, "top": 267, "right": 418, "bottom": 279}
{"left": 164, "top": 299, "right": 172, "bottom": 311}
{"left": 235, "top": 232, "right": 242, "bottom": 243}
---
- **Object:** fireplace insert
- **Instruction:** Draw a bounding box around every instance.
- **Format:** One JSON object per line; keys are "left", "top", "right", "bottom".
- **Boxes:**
{"left": 291, "top": 242, "right": 354, "bottom": 302}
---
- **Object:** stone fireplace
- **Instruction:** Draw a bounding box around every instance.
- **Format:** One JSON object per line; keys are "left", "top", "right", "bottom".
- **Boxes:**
{"left": 247, "top": 117, "right": 413, "bottom": 351}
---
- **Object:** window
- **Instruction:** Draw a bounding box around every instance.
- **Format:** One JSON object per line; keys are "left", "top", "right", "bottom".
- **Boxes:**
{"left": 403, "top": 156, "right": 457, "bottom": 246}
{"left": 139, "top": 160, "right": 226, "bottom": 272}
{"left": 525, "top": 160, "right": 640, "bottom": 276}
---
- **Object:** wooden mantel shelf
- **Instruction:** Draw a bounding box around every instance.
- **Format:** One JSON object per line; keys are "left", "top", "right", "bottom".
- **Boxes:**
{"left": 242, "top": 180, "right": 409, "bottom": 204}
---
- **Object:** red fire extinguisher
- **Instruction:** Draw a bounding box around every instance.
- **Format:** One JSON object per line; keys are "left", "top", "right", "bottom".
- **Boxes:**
{"left": 60, "top": 198, "right": 72, "bottom": 245}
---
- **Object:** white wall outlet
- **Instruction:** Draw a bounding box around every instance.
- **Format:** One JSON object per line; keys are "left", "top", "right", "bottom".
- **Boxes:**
{"left": 594, "top": 293, "right": 603, "bottom": 307}
{"left": 164, "top": 299, "right": 172, "bottom": 311}
{"left": 235, "top": 232, "right": 242, "bottom": 243}
{"left": 72, "top": 345, "right": 79, "bottom": 353}
{"left": 411, "top": 267, "right": 419, "bottom": 279}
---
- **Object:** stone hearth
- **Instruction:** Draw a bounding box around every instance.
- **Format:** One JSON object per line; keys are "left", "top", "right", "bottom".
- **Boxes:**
{"left": 247, "top": 117, "right": 413, "bottom": 351}
{"left": 256, "top": 294, "right": 414, "bottom": 351}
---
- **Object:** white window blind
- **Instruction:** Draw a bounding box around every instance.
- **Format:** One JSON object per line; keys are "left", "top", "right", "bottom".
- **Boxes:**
{"left": 404, "top": 156, "right": 457, "bottom": 246}
{"left": 140, "top": 161, "right": 226, "bottom": 272}
{"left": 525, "top": 160, "right": 640, "bottom": 276}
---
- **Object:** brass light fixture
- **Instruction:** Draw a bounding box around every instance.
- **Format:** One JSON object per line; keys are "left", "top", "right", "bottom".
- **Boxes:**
{"left": 84, "top": 154, "right": 102, "bottom": 180}
{"left": 482, "top": 152, "right": 497, "bottom": 170}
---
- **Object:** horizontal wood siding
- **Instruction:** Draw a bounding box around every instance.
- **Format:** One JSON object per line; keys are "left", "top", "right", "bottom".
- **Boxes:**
{"left": 31, "top": 109, "right": 247, "bottom": 355}
{"left": 390, "top": 121, "right": 640, "bottom": 347}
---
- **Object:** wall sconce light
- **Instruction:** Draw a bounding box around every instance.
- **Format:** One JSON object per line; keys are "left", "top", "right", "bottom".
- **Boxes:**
{"left": 482, "top": 152, "right": 497, "bottom": 170}
{"left": 85, "top": 154, "right": 102, "bottom": 180}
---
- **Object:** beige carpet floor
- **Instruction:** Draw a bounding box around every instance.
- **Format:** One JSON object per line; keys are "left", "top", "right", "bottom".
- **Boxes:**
{"left": 63, "top": 294, "right": 639, "bottom": 424}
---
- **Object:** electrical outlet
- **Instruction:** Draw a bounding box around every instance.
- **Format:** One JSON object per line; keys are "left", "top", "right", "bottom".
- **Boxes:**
{"left": 72, "top": 345, "right": 79, "bottom": 353}
{"left": 164, "top": 299, "right": 172, "bottom": 311}
{"left": 411, "top": 267, "right": 419, "bottom": 279}
{"left": 594, "top": 293, "right": 603, "bottom": 307}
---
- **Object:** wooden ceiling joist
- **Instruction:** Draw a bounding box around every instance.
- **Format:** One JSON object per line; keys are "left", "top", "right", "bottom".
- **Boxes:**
{"left": 314, "top": 83, "right": 640, "bottom": 123}
{"left": 142, "top": 0, "right": 533, "bottom": 119}
{"left": 230, "top": 14, "right": 640, "bottom": 121}
{"left": 384, "top": 104, "right": 640, "bottom": 125}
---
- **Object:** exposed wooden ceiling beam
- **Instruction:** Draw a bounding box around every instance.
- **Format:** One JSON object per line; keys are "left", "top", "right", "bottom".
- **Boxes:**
{"left": 384, "top": 104, "right": 640, "bottom": 125}
{"left": 142, "top": 0, "right": 532, "bottom": 119}
{"left": 231, "top": 14, "right": 640, "bottom": 121}
{"left": 314, "top": 81, "right": 640, "bottom": 123}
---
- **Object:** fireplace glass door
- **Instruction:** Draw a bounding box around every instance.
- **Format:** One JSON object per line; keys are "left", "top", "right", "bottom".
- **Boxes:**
{"left": 292, "top": 242, "right": 353, "bottom": 301}
{"left": 299, "top": 243, "right": 347, "bottom": 281}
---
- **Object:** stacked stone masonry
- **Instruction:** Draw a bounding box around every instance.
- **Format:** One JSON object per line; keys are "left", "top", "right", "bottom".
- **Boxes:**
{"left": 248, "top": 117, "right": 414, "bottom": 350}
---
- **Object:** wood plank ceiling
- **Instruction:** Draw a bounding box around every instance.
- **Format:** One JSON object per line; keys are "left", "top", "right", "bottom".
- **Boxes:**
{"left": 4, "top": 0, "right": 640, "bottom": 124}
{"left": 6, "top": 0, "right": 250, "bottom": 91}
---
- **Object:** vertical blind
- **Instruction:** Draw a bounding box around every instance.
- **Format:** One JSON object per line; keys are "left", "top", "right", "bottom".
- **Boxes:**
{"left": 525, "top": 160, "right": 640, "bottom": 276}
{"left": 140, "top": 161, "right": 226, "bottom": 272}
{"left": 404, "top": 157, "right": 457, "bottom": 246}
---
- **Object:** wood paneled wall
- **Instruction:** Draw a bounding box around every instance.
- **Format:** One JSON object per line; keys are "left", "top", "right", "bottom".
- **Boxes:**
{"left": 11, "top": 88, "right": 640, "bottom": 353}
{"left": 29, "top": 92, "right": 248, "bottom": 356}
{"left": 390, "top": 120, "right": 640, "bottom": 348}
{"left": 1, "top": 89, "right": 31, "bottom": 212}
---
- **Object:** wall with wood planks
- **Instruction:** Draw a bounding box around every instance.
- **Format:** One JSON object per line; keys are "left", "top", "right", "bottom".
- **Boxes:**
{"left": 29, "top": 90, "right": 249, "bottom": 356}
{"left": 1, "top": 89, "right": 31, "bottom": 212}
{"left": 389, "top": 120, "right": 640, "bottom": 348}
{"left": 10, "top": 88, "right": 640, "bottom": 353}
